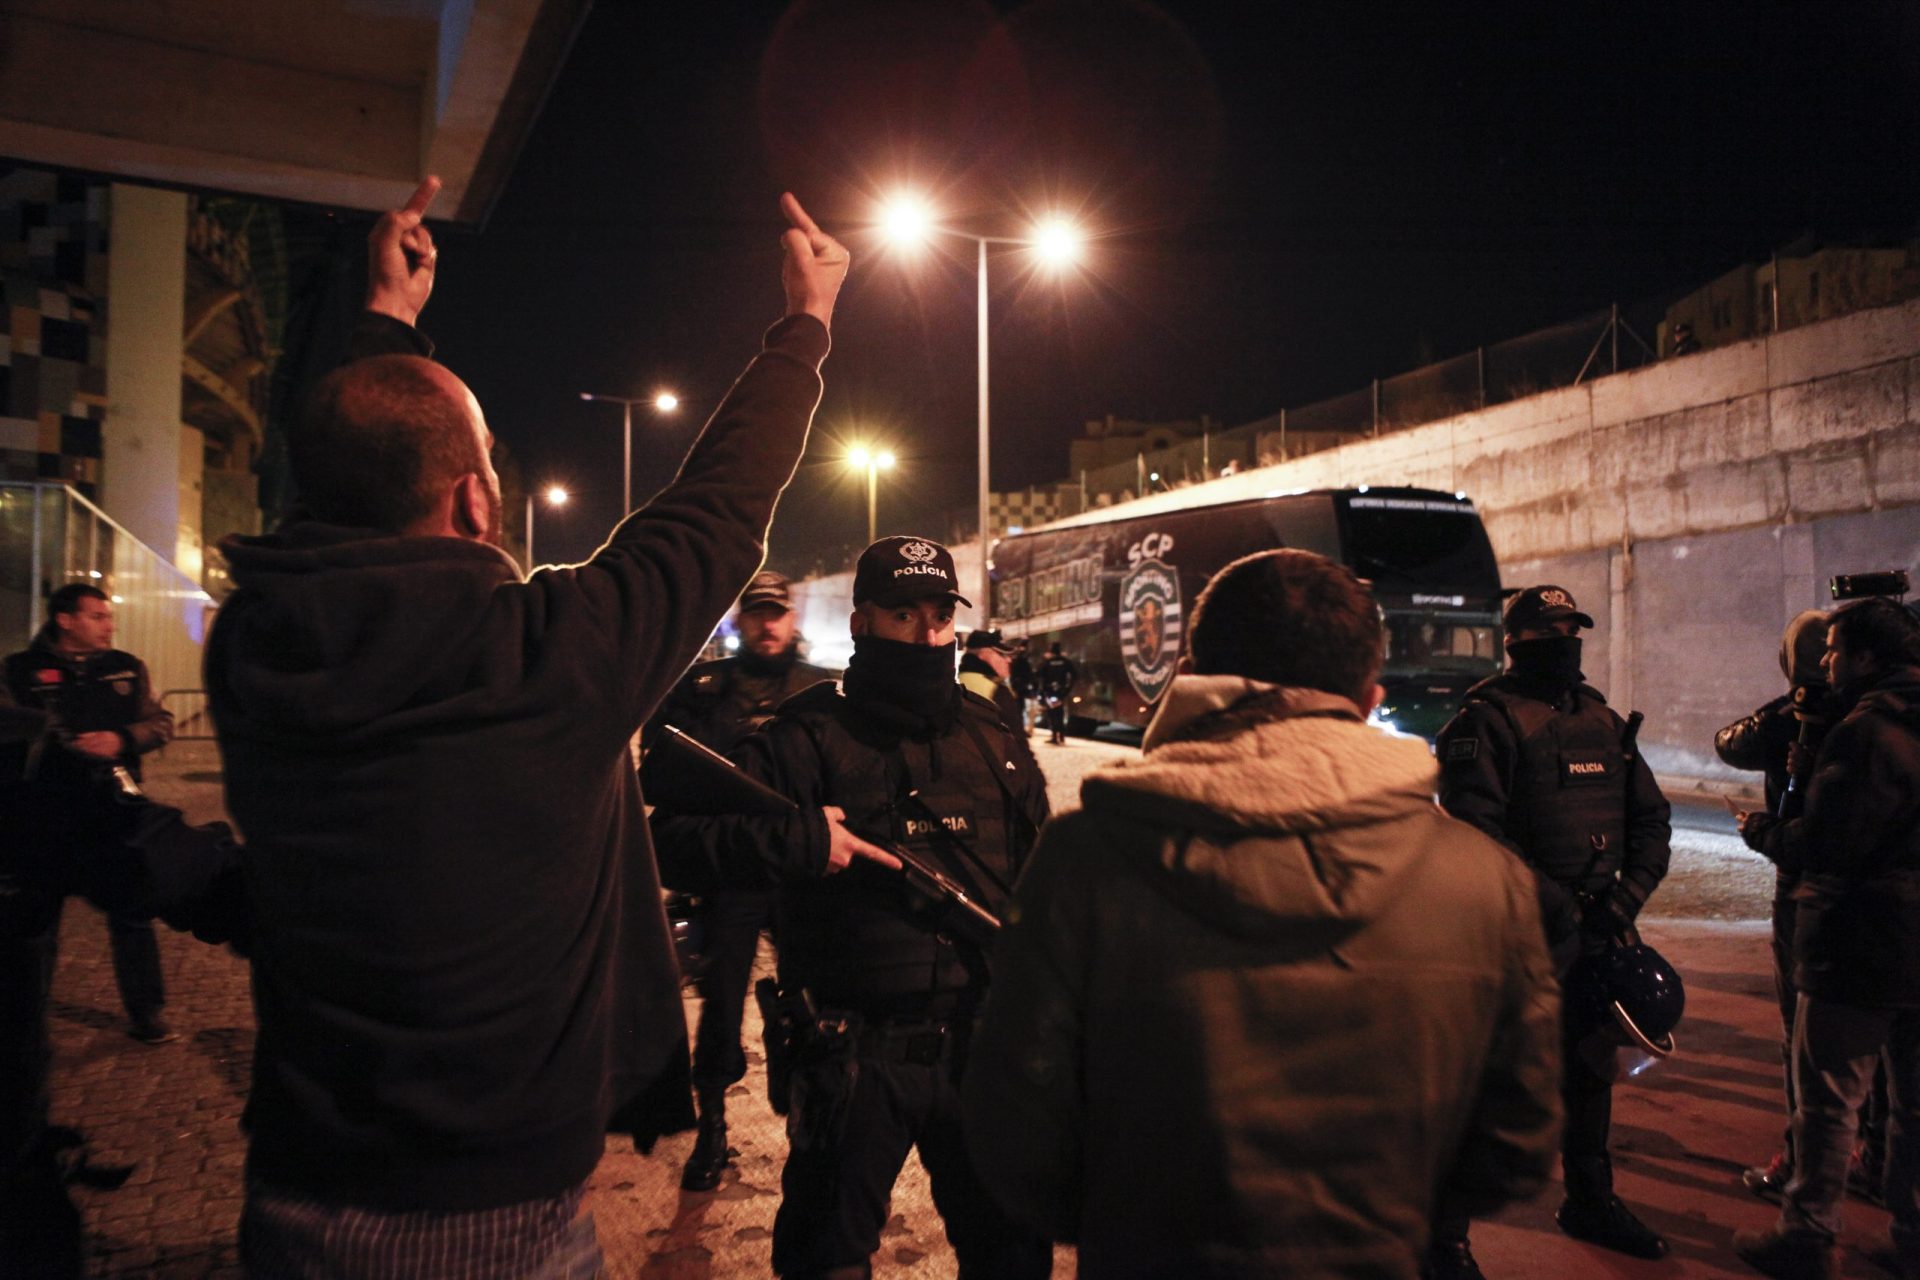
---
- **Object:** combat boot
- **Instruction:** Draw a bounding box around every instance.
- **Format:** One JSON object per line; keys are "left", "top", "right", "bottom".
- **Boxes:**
{"left": 679, "top": 1090, "right": 733, "bottom": 1192}
{"left": 1555, "top": 1195, "right": 1668, "bottom": 1260}
{"left": 1422, "top": 1234, "right": 1486, "bottom": 1280}
{"left": 1732, "top": 1224, "right": 1839, "bottom": 1280}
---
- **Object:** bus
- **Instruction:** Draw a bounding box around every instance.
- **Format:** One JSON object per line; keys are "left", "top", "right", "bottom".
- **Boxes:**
{"left": 989, "top": 486, "right": 1504, "bottom": 740}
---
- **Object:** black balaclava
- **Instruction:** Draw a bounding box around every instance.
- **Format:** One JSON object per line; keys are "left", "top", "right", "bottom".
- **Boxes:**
{"left": 842, "top": 634, "right": 959, "bottom": 733}
{"left": 1507, "top": 634, "right": 1584, "bottom": 695}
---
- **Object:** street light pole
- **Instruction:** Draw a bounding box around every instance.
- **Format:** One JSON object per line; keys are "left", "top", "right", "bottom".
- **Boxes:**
{"left": 876, "top": 197, "right": 1083, "bottom": 617}
{"left": 977, "top": 237, "right": 991, "bottom": 611}
{"left": 525, "top": 485, "right": 569, "bottom": 572}
{"left": 580, "top": 391, "right": 679, "bottom": 514}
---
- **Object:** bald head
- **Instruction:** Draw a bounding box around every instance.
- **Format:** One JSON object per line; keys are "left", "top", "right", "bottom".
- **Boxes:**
{"left": 293, "top": 355, "right": 498, "bottom": 537}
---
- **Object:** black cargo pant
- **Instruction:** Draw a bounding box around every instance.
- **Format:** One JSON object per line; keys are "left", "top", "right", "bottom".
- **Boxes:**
{"left": 692, "top": 888, "right": 776, "bottom": 1091}
{"left": 772, "top": 1021, "right": 1051, "bottom": 1279}
{"left": 43, "top": 904, "right": 165, "bottom": 1024}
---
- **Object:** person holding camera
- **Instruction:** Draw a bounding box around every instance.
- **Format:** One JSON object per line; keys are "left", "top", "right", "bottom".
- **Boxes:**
{"left": 646, "top": 570, "right": 832, "bottom": 1192}
{"left": 1432, "top": 584, "right": 1673, "bottom": 1276}
{"left": 4, "top": 583, "right": 177, "bottom": 1046}
{"left": 653, "top": 535, "right": 1052, "bottom": 1280}
{"left": 207, "top": 177, "right": 848, "bottom": 1275}
{"left": 1733, "top": 598, "right": 1920, "bottom": 1280}
{"left": 1718, "top": 611, "right": 1835, "bottom": 1198}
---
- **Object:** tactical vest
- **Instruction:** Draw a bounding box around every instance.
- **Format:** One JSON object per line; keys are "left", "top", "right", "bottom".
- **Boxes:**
{"left": 774, "top": 691, "right": 1036, "bottom": 1017}
{"left": 1470, "top": 679, "right": 1630, "bottom": 890}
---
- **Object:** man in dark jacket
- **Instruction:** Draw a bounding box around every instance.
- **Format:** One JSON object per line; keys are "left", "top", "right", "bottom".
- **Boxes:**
{"left": 647, "top": 569, "right": 832, "bottom": 1191}
{"left": 654, "top": 535, "right": 1053, "bottom": 1280}
{"left": 207, "top": 177, "right": 848, "bottom": 1274}
{"left": 1036, "top": 642, "right": 1077, "bottom": 745}
{"left": 5, "top": 583, "right": 177, "bottom": 1044}
{"left": 1717, "top": 610, "right": 1834, "bottom": 1196}
{"left": 1433, "top": 584, "right": 1672, "bottom": 1275}
{"left": 964, "top": 549, "right": 1561, "bottom": 1280}
{"left": 1734, "top": 598, "right": 1920, "bottom": 1280}
{"left": 958, "top": 628, "right": 1027, "bottom": 742}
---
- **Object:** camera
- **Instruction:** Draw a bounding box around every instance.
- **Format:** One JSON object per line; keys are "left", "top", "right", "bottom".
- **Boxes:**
{"left": 1832, "top": 570, "right": 1910, "bottom": 602}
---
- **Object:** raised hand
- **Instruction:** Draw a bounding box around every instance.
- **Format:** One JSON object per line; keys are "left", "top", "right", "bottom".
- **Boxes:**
{"left": 779, "top": 192, "right": 850, "bottom": 328}
{"left": 367, "top": 176, "right": 442, "bottom": 327}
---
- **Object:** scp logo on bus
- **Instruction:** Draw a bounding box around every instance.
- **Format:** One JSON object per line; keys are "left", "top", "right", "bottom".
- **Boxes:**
{"left": 1120, "top": 536, "right": 1182, "bottom": 706}
{"left": 1127, "top": 531, "right": 1175, "bottom": 566}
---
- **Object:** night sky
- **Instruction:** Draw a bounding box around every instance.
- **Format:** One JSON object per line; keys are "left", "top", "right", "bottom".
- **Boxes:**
{"left": 417, "top": 0, "right": 1920, "bottom": 571}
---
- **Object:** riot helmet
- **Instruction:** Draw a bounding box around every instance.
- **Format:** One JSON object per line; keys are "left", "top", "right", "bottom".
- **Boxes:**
{"left": 1565, "top": 939, "right": 1685, "bottom": 1082}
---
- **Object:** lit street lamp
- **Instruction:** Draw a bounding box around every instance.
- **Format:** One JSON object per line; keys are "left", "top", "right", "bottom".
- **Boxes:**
{"left": 525, "top": 484, "right": 569, "bottom": 571}
{"left": 847, "top": 444, "right": 897, "bottom": 544}
{"left": 579, "top": 390, "right": 681, "bottom": 513}
{"left": 878, "top": 193, "right": 1084, "bottom": 609}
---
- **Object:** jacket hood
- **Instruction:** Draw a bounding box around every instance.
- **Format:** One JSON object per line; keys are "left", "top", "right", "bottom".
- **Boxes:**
{"left": 1083, "top": 675, "right": 1441, "bottom": 937}
{"left": 1856, "top": 666, "right": 1920, "bottom": 728}
{"left": 1782, "top": 610, "right": 1831, "bottom": 687}
{"left": 213, "top": 523, "right": 522, "bottom": 737}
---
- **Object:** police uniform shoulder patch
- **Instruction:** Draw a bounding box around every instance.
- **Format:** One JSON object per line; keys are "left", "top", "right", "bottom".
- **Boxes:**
{"left": 1446, "top": 737, "right": 1479, "bottom": 761}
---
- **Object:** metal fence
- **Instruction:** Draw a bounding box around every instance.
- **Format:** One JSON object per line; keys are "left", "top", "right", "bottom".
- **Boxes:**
{"left": 1073, "top": 304, "right": 1659, "bottom": 508}
{"left": 0, "top": 483, "right": 214, "bottom": 699}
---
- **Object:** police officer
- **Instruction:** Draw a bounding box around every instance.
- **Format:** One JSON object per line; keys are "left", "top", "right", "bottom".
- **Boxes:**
{"left": 1036, "top": 642, "right": 1077, "bottom": 745}
{"left": 1429, "top": 584, "right": 1672, "bottom": 1277}
{"left": 3, "top": 584, "right": 176, "bottom": 1044}
{"left": 647, "top": 570, "right": 833, "bottom": 1191}
{"left": 655, "top": 535, "right": 1053, "bottom": 1279}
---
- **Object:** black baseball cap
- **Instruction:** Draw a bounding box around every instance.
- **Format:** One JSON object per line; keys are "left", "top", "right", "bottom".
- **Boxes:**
{"left": 1504, "top": 584, "right": 1595, "bottom": 632}
{"left": 964, "top": 629, "right": 1011, "bottom": 652}
{"left": 738, "top": 570, "right": 793, "bottom": 613}
{"left": 852, "top": 536, "right": 972, "bottom": 608}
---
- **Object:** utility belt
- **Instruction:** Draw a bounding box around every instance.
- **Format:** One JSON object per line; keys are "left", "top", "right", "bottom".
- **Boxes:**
{"left": 756, "top": 980, "right": 971, "bottom": 1115}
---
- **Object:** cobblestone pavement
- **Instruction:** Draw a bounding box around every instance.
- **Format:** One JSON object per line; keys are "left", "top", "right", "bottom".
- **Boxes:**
{"left": 47, "top": 736, "right": 1893, "bottom": 1278}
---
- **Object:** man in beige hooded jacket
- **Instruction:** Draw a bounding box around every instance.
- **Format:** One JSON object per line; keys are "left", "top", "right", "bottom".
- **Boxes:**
{"left": 963, "top": 548, "right": 1562, "bottom": 1279}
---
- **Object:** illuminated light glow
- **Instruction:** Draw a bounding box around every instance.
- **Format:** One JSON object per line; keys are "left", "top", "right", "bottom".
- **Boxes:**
{"left": 654, "top": 392, "right": 679, "bottom": 412}
{"left": 89, "top": 570, "right": 102, "bottom": 578}
{"left": 876, "top": 450, "right": 896, "bottom": 470}
{"left": 1455, "top": 491, "right": 1469, "bottom": 500}
{"left": 1031, "top": 217, "right": 1083, "bottom": 267}
{"left": 545, "top": 486, "right": 570, "bottom": 506}
{"left": 880, "top": 194, "right": 934, "bottom": 247}
{"left": 724, "top": 634, "right": 740, "bottom": 652}
{"left": 110, "top": 595, "right": 124, "bottom": 604}
{"left": 1357, "top": 484, "right": 1370, "bottom": 493}
{"left": 847, "top": 445, "right": 871, "bottom": 470}
{"left": 1148, "top": 472, "right": 1160, "bottom": 483}
{"left": 578, "top": 392, "right": 592, "bottom": 401}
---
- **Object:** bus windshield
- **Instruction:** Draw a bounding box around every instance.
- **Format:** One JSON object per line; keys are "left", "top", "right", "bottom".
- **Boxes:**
{"left": 1341, "top": 495, "right": 1499, "bottom": 594}
{"left": 1382, "top": 612, "right": 1499, "bottom": 676}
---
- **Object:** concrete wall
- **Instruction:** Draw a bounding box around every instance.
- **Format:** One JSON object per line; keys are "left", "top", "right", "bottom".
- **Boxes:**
{"left": 102, "top": 182, "right": 187, "bottom": 566}
{"left": 1017, "top": 297, "right": 1920, "bottom": 776}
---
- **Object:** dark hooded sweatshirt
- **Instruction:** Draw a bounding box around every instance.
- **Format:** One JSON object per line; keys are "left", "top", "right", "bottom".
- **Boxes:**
{"left": 207, "top": 311, "right": 828, "bottom": 1211}
{"left": 1745, "top": 665, "right": 1920, "bottom": 1007}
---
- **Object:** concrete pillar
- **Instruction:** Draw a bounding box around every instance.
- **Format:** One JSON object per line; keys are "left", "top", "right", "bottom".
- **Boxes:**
{"left": 102, "top": 182, "right": 187, "bottom": 565}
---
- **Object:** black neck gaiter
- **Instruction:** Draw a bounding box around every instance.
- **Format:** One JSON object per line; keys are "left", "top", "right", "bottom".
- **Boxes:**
{"left": 1507, "top": 635, "right": 1585, "bottom": 696}
{"left": 842, "top": 636, "right": 960, "bottom": 734}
